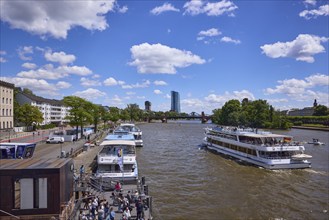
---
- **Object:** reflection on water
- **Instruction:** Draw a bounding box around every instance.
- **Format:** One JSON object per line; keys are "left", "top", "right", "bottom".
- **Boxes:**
{"left": 136, "top": 122, "right": 329, "bottom": 220}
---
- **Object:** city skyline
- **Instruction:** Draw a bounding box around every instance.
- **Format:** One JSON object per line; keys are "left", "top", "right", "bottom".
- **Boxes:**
{"left": 0, "top": 0, "right": 328, "bottom": 114}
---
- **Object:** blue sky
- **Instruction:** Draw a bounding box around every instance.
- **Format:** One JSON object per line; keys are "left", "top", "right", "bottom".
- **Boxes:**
{"left": 0, "top": 0, "right": 328, "bottom": 114}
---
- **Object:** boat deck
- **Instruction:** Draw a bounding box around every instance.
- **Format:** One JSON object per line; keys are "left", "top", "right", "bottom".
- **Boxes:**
{"left": 73, "top": 134, "right": 152, "bottom": 220}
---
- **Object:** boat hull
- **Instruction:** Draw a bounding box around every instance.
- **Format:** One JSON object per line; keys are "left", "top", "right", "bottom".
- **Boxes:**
{"left": 206, "top": 142, "right": 311, "bottom": 170}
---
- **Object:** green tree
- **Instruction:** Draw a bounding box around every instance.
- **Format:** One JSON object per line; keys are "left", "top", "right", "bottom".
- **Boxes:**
{"left": 16, "top": 104, "right": 43, "bottom": 128}
{"left": 313, "top": 105, "right": 329, "bottom": 116}
{"left": 220, "top": 99, "right": 241, "bottom": 125}
{"left": 63, "top": 96, "right": 93, "bottom": 139}
{"left": 125, "top": 104, "right": 141, "bottom": 121}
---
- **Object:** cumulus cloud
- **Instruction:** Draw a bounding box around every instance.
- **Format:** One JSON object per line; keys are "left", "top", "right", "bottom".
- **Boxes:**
{"left": 260, "top": 34, "right": 328, "bottom": 63}
{"left": 197, "top": 28, "right": 221, "bottom": 42}
{"left": 303, "top": 0, "right": 316, "bottom": 6}
{"left": 183, "top": 0, "right": 238, "bottom": 17}
{"left": 56, "top": 81, "right": 71, "bottom": 89}
{"left": 80, "top": 77, "right": 101, "bottom": 87}
{"left": 121, "top": 80, "right": 151, "bottom": 89}
{"left": 44, "top": 51, "right": 76, "bottom": 65}
{"left": 129, "top": 43, "right": 205, "bottom": 74}
{"left": 0, "top": 0, "right": 115, "bottom": 39}
{"left": 0, "top": 76, "right": 59, "bottom": 96}
{"left": 73, "top": 88, "right": 106, "bottom": 100}
{"left": 153, "top": 80, "right": 168, "bottom": 86}
{"left": 154, "top": 89, "right": 163, "bottom": 94}
{"left": 150, "top": 3, "right": 180, "bottom": 15}
{"left": 117, "top": 5, "right": 128, "bottom": 13}
{"left": 299, "top": 4, "right": 329, "bottom": 19}
{"left": 0, "top": 51, "right": 7, "bottom": 63}
{"left": 17, "top": 64, "right": 92, "bottom": 79}
{"left": 220, "top": 36, "right": 241, "bottom": 44}
{"left": 17, "top": 46, "right": 33, "bottom": 61}
{"left": 265, "top": 74, "right": 329, "bottom": 104}
{"left": 205, "top": 90, "right": 255, "bottom": 105}
{"left": 103, "top": 77, "right": 125, "bottom": 86}
{"left": 22, "top": 62, "right": 37, "bottom": 69}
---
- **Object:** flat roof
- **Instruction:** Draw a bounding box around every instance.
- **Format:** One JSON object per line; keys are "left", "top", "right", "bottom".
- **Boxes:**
{"left": 100, "top": 140, "right": 136, "bottom": 146}
{"left": 0, "top": 158, "right": 72, "bottom": 170}
{"left": 104, "top": 134, "right": 135, "bottom": 141}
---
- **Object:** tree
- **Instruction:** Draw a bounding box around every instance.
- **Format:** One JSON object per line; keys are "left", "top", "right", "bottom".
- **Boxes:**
{"left": 125, "top": 104, "right": 142, "bottom": 121}
{"left": 16, "top": 104, "right": 43, "bottom": 128}
{"left": 63, "top": 96, "right": 93, "bottom": 139}
{"left": 313, "top": 105, "right": 329, "bottom": 116}
{"left": 220, "top": 99, "right": 241, "bottom": 125}
{"left": 89, "top": 104, "right": 102, "bottom": 132}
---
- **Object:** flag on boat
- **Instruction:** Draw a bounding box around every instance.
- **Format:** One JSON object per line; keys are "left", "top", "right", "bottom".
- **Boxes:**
{"left": 283, "top": 137, "right": 291, "bottom": 143}
{"left": 117, "top": 157, "right": 123, "bottom": 171}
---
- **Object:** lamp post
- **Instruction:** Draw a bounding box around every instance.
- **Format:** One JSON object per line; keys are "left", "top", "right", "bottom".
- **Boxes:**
{"left": 60, "top": 142, "right": 63, "bottom": 158}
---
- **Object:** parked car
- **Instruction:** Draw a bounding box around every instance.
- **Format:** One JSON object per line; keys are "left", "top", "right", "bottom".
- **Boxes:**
{"left": 46, "top": 137, "right": 64, "bottom": 144}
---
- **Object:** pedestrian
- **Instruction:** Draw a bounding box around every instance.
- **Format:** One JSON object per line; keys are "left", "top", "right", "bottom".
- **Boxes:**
{"left": 114, "top": 181, "right": 121, "bottom": 192}
{"left": 136, "top": 198, "right": 144, "bottom": 220}
{"left": 80, "top": 165, "right": 85, "bottom": 179}
{"left": 123, "top": 206, "right": 131, "bottom": 220}
{"left": 106, "top": 207, "right": 115, "bottom": 220}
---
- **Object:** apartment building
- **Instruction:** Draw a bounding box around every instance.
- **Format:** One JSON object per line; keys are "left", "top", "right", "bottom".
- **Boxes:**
{"left": 0, "top": 80, "right": 15, "bottom": 130}
{"left": 16, "top": 90, "right": 70, "bottom": 126}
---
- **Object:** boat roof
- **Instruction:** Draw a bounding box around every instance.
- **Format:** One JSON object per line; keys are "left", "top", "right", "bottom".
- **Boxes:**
{"left": 210, "top": 127, "right": 291, "bottom": 138}
{"left": 100, "top": 139, "right": 136, "bottom": 146}
{"left": 104, "top": 134, "right": 135, "bottom": 141}
{"left": 239, "top": 133, "right": 289, "bottom": 138}
{"left": 0, "top": 158, "right": 72, "bottom": 170}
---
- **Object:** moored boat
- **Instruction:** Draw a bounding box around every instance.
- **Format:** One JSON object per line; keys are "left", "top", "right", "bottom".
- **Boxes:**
{"left": 114, "top": 123, "right": 143, "bottom": 147}
{"left": 95, "top": 133, "right": 138, "bottom": 183}
{"left": 203, "top": 126, "right": 312, "bottom": 169}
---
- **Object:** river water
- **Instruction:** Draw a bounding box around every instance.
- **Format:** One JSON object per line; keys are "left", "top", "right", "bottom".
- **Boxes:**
{"left": 136, "top": 122, "right": 329, "bottom": 220}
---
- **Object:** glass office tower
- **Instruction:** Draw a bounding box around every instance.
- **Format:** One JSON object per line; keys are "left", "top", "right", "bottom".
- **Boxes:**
{"left": 171, "top": 91, "right": 181, "bottom": 113}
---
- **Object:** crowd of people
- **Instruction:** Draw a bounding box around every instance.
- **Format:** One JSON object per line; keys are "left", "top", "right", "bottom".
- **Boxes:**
{"left": 78, "top": 181, "right": 148, "bottom": 220}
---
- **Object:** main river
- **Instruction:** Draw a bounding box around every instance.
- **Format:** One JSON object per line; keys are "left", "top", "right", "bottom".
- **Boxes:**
{"left": 136, "top": 122, "right": 328, "bottom": 220}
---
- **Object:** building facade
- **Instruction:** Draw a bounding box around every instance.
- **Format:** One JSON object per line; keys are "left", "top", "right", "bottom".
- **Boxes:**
{"left": 171, "top": 91, "right": 181, "bottom": 113}
{"left": 145, "top": 101, "right": 151, "bottom": 111}
{"left": 0, "top": 80, "right": 14, "bottom": 130}
{"left": 16, "top": 90, "right": 70, "bottom": 126}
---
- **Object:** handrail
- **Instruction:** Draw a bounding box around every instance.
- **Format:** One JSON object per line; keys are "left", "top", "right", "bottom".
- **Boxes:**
{"left": 0, "top": 209, "right": 20, "bottom": 219}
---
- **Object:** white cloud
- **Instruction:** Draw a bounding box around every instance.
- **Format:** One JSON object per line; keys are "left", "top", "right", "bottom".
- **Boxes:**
{"left": 103, "top": 77, "right": 125, "bottom": 86}
{"left": 92, "top": 74, "right": 101, "bottom": 79}
{"left": 299, "top": 4, "right": 329, "bottom": 19}
{"left": 303, "top": 0, "right": 317, "bottom": 6}
{"left": 183, "top": 0, "right": 238, "bottom": 17}
{"left": 265, "top": 74, "right": 329, "bottom": 105}
{"left": 205, "top": 90, "right": 255, "bottom": 105}
{"left": 44, "top": 51, "right": 76, "bottom": 65}
{"left": 154, "top": 89, "right": 163, "bottom": 94}
{"left": 73, "top": 88, "right": 106, "bottom": 100}
{"left": 165, "top": 94, "right": 171, "bottom": 99}
{"left": 129, "top": 43, "right": 205, "bottom": 74}
{"left": 57, "top": 65, "right": 92, "bottom": 76}
{"left": 17, "top": 46, "right": 33, "bottom": 61}
{"left": 126, "top": 91, "right": 135, "bottom": 95}
{"left": 0, "top": 50, "right": 7, "bottom": 63}
{"left": 56, "top": 81, "right": 71, "bottom": 89}
{"left": 197, "top": 28, "right": 222, "bottom": 42}
{"left": 22, "top": 62, "right": 37, "bottom": 69}
{"left": 121, "top": 80, "right": 151, "bottom": 89}
{"left": 17, "top": 64, "right": 92, "bottom": 79}
{"left": 220, "top": 36, "right": 241, "bottom": 44}
{"left": 0, "top": 76, "right": 59, "bottom": 96}
{"left": 153, "top": 80, "right": 168, "bottom": 86}
{"left": 136, "top": 96, "right": 145, "bottom": 99}
{"left": 0, "top": 0, "right": 115, "bottom": 39}
{"left": 0, "top": 57, "right": 7, "bottom": 63}
{"left": 117, "top": 5, "right": 128, "bottom": 13}
{"left": 260, "top": 34, "right": 328, "bottom": 63}
{"left": 150, "top": 3, "right": 180, "bottom": 15}
{"left": 80, "top": 77, "right": 101, "bottom": 87}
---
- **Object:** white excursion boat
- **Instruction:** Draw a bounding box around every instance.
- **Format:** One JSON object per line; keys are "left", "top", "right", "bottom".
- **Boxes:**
{"left": 203, "top": 126, "right": 312, "bottom": 169}
{"left": 95, "top": 133, "right": 138, "bottom": 182}
{"left": 308, "top": 138, "right": 325, "bottom": 146}
{"left": 114, "top": 123, "right": 143, "bottom": 147}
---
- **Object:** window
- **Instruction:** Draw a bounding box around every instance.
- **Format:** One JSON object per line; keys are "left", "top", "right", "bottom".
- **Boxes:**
{"left": 2, "top": 97, "right": 4, "bottom": 103}
{"left": 6, "top": 98, "right": 8, "bottom": 104}
{"left": 13, "top": 178, "right": 48, "bottom": 209}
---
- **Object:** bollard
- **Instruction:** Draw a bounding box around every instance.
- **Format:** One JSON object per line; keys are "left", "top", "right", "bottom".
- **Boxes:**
{"left": 141, "top": 176, "right": 145, "bottom": 185}
{"left": 143, "top": 185, "right": 148, "bottom": 195}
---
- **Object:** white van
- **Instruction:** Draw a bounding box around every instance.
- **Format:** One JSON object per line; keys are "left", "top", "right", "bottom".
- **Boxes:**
{"left": 46, "top": 137, "right": 64, "bottom": 144}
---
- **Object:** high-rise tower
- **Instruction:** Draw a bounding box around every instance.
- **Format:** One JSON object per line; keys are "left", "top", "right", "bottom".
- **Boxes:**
{"left": 170, "top": 91, "right": 181, "bottom": 113}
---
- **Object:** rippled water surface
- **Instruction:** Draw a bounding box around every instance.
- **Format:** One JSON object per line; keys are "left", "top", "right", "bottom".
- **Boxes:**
{"left": 136, "top": 122, "right": 329, "bottom": 220}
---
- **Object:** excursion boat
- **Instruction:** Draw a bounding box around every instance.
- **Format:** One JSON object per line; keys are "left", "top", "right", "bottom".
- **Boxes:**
{"left": 308, "top": 138, "right": 325, "bottom": 146}
{"left": 203, "top": 126, "right": 312, "bottom": 169}
{"left": 114, "top": 123, "right": 143, "bottom": 147}
{"left": 95, "top": 133, "right": 138, "bottom": 182}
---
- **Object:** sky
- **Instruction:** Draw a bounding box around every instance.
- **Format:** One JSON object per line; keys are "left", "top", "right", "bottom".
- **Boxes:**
{"left": 0, "top": 0, "right": 328, "bottom": 114}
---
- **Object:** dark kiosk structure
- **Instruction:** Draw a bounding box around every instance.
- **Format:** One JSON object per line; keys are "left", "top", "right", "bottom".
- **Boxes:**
{"left": 0, "top": 158, "right": 74, "bottom": 219}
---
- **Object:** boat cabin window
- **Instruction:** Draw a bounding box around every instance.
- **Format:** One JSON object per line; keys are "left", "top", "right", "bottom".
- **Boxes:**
{"left": 100, "top": 145, "right": 135, "bottom": 155}
{"left": 239, "top": 136, "right": 262, "bottom": 145}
